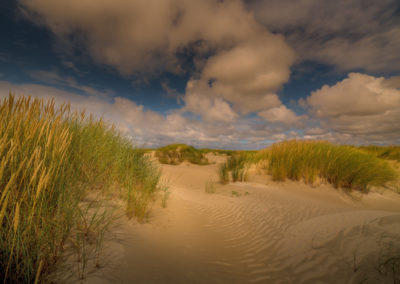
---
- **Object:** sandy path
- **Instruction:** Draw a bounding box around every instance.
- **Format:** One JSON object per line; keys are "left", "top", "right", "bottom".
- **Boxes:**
{"left": 57, "top": 159, "right": 400, "bottom": 283}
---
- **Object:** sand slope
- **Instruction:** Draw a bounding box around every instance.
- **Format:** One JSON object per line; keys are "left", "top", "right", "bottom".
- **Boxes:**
{"left": 56, "top": 158, "right": 400, "bottom": 283}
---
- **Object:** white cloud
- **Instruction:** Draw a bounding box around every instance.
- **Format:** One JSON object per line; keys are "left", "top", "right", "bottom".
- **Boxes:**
{"left": 308, "top": 73, "right": 400, "bottom": 117}
{"left": 204, "top": 99, "right": 238, "bottom": 123}
{"left": 183, "top": 80, "right": 238, "bottom": 122}
{"left": 258, "top": 105, "right": 301, "bottom": 126}
{"left": 305, "top": 73, "right": 400, "bottom": 144}
{"left": 196, "top": 37, "right": 294, "bottom": 115}
{"left": 202, "top": 39, "right": 293, "bottom": 95}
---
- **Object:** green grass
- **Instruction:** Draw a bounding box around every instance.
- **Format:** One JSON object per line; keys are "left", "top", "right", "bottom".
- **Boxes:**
{"left": 218, "top": 152, "right": 256, "bottom": 183}
{"left": 155, "top": 144, "right": 209, "bottom": 165}
{"left": 0, "top": 94, "right": 161, "bottom": 283}
{"left": 263, "top": 140, "right": 398, "bottom": 192}
{"left": 219, "top": 162, "right": 230, "bottom": 184}
{"left": 229, "top": 154, "right": 247, "bottom": 182}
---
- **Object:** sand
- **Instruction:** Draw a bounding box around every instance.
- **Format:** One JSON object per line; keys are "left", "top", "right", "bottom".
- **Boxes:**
{"left": 54, "top": 155, "right": 400, "bottom": 283}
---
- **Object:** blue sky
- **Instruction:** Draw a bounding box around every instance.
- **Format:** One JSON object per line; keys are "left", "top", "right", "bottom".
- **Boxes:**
{"left": 1, "top": 0, "right": 400, "bottom": 149}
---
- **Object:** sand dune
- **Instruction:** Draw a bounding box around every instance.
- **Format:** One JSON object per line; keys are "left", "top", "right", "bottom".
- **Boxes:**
{"left": 55, "top": 157, "right": 400, "bottom": 283}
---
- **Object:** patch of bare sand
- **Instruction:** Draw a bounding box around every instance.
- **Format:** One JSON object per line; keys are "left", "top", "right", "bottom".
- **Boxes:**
{"left": 56, "top": 155, "right": 400, "bottom": 283}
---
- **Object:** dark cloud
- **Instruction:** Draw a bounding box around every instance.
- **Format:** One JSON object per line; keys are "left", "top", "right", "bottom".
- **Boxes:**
{"left": 247, "top": 0, "right": 400, "bottom": 72}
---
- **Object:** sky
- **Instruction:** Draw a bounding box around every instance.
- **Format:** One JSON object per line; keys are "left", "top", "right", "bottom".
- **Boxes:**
{"left": 1, "top": 0, "right": 400, "bottom": 149}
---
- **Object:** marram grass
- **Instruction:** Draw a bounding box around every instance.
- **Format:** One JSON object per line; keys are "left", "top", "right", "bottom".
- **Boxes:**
{"left": 218, "top": 152, "right": 256, "bottom": 183}
{"left": 155, "top": 144, "right": 209, "bottom": 165}
{"left": 263, "top": 140, "right": 398, "bottom": 192}
{"left": 0, "top": 94, "right": 160, "bottom": 283}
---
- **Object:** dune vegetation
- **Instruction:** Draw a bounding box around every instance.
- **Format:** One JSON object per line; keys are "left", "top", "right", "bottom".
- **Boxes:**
{"left": 358, "top": 145, "right": 400, "bottom": 162}
{"left": 219, "top": 140, "right": 398, "bottom": 193}
{"left": 218, "top": 154, "right": 246, "bottom": 184}
{"left": 155, "top": 144, "right": 210, "bottom": 165}
{"left": 1, "top": 94, "right": 398, "bottom": 282}
{"left": 218, "top": 152, "right": 256, "bottom": 184}
{"left": 0, "top": 94, "right": 161, "bottom": 283}
{"left": 263, "top": 140, "right": 397, "bottom": 192}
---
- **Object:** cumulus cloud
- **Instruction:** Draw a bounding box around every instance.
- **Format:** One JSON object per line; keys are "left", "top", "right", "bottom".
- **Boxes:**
{"left": 247, "top": 0, "right": 400, "bottom": 72}
{"left": 305, "top": 73, "right": 400, "bottom": 144}
{"left": 183, "top": 94, "right": 238, "bottom": 123}
{"left": 202, "top": 38, "right": 293, "bottom": 94}
{"left": 258, "top": 105, "right": 301, "bottom": 126}
{"left": 198, "top": 37, "right": 294, "bottom": 115}
{"left": 188, "top": 78, "right": 284, "bottom": 114}
{"left": 308, "top": 73, "right": 400, "bottom": 117}
{"left": 19, "top": 0, "right": 295, "bottom": 121}
{"left": 182, "top": 79, "right": 238, "bottom": 123}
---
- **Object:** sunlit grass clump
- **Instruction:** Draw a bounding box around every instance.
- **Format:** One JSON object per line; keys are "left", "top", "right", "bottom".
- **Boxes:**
{"left": 219, "top": 152, "right": 256, "bottom": 184}
{"left": 263, "top": 140, "right": 397, "bottom": 192}
{"left": 0, "top": 94, "right": 160, "bottom": 283}
{"left": 155, "top": 144, "right": 209, "bottom": 165}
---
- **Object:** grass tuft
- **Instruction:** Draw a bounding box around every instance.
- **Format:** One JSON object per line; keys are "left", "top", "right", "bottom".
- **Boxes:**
{"left": 264, "top": 140, "right": 398, "bottom": 192}
{"left": 0, "top": 94, "right": 161, "bottom": 283}
{"left": 218, "top": 152, "right": 254, "bottom": 183}
{"left": 218, "top": 163, "right": 230, "bottom": 184}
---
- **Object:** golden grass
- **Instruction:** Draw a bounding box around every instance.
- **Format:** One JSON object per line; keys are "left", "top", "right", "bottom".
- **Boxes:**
{"left": 0, "top": 94, "right": 161, "bottom": 282}
{"left": 262, "top": 140, "right": 398, "bottom": 192}
{"left": 217, "top": 140, "right": 398, "bottom": 193}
